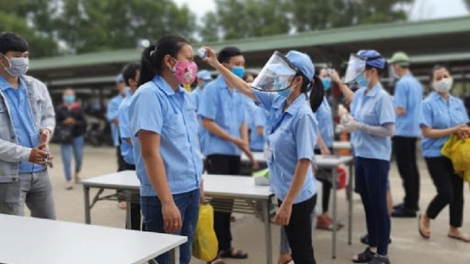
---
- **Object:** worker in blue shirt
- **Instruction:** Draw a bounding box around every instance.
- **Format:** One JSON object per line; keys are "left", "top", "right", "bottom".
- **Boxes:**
{"left": 191, "top": 70, "right": 212, "bottom": 111}
{"left": 0, "top": 32, "right": 56, "bottom": 219}
{"left": 250, "top": 104, "right": 268, "bottom": 152}
{"left": 389, "top": 52, "right": 423, "bottom": 218}
{"left": 338, "top": 50, "right": 395, "bottom": 264}
{"left": 117, "top": 62, "right": 141, "bottom": 231}
{"left": 198, "top": 46, "right": 257, "bottom": 260}
{"left": 128, "top": 34, "right": 203, "bottom": 264}
{"left": 107, "top": 74, "right": 127, "bottom": 172}
{"left": 201, "top": 46, "right": 325, "bottom": 264}
{"left": 418, "top": 65, "right": 470, "bottom": 243}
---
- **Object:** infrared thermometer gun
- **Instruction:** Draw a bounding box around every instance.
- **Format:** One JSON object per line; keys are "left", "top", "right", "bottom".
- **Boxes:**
{"left": 198, "top": 48, "right": 208, "bottom": 59}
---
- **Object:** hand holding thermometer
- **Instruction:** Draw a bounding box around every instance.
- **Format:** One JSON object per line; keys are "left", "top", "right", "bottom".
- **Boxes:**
{"left": 198, "top": 48, "right": 208, "bottom": 59}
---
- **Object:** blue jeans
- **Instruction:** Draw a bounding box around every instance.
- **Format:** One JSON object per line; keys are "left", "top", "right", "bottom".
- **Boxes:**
{"left": 60, "top": 136, "right": 84, "bottom": 181}
{"left": 141, "top": 189, "right": 200, "bottom": 264}
{"left": 355, "top": 157, "right": 391, "bottom": 256}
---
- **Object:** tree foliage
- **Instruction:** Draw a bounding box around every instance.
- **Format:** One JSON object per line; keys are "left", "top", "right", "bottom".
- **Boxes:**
{"left": 201, "top": 0, "right": 414, "bottom": 41}
{"left": 464, "top": 0, "right": 470, "bottom": 11}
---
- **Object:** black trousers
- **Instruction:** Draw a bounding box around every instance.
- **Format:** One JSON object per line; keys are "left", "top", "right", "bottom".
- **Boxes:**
{"left": 123, "top": 164, "right": 142, "bottom": 231}
{"left": 314, "top": 148, "right": 333, "bottom": 213}
{"left": 206, "top": 154, "right": 241, "bottom": 252}
{"left": 425, "top": 157, "right": 464, "bottom": 227}
{"left": 280, "top": 195, "right": 317, "bottom": 264}
{"left": 393, "top": 136, "right": 420, "bottom": 210}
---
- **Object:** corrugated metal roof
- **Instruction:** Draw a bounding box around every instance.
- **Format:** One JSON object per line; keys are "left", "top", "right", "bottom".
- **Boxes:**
{"left": 30, "top": 16, "right": 470, "bottom": 71}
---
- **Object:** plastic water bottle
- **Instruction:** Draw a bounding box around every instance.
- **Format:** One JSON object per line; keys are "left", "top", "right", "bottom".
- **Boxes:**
{"left": 198, "top": 48, "right": 207, "bottom": 59}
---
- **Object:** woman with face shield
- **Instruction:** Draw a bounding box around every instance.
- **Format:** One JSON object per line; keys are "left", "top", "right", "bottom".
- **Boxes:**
{"left": 338, "top": 50, "right": 395, "bottom": 264}
{"left": 418, "top": 65, "right": 470, "bottom": 242}
{"left": 201, "top": 47, "right": 324, "bottom": 264}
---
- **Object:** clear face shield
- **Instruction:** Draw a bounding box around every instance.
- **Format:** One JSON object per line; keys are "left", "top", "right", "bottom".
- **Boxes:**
{"left": 343, "top": 54, "right": 366, "bottom": 84}
{"left": 251, "top": 51, "right": 299, "bottom": 92}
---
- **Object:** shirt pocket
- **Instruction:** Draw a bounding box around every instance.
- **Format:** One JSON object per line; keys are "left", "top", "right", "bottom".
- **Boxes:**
{"left": 361, "top": 112, "right": 378, "bottom": 126}
{"left": 163, "top": 113, "right": 186, "bottom": 139}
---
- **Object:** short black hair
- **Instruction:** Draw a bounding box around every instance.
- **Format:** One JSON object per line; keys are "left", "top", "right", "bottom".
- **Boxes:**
{"left": 0, "top": 32, "right": 28, "bottom": 54}
{"left": 122, "top": 62, "right": 141, "bottom": 86}
{"left": 218, "top": 46, "right": 242, "bottom": 64}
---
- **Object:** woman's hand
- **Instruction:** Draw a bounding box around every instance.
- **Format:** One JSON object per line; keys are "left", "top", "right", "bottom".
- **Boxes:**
{"left": 338, "top": 104, "right": 349, "bottom": 117}
{"left": 456, "top": 125, "right": 470, "bottom": 139}
{"left": 162, "top": 201, "right": 182, "bottom": 233}
{"left": 329, "top": 69, "right": 342, "bottom": 84}
{"left": 274, "top": 202, "right": 293, "bottom": 226}
{"left": 320, "top": 146, "right": 331, "bottom": 155}
{"left": 200, "top": 46, "right": 221, "bottom": 69}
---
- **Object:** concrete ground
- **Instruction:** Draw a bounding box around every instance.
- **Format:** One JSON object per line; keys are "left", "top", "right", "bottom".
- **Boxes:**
{"left": 39, "top": 144, "right": 470, "bottom": 264}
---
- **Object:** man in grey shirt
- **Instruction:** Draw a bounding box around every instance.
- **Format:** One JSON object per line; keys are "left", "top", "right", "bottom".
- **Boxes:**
{"left": 0, "top": 32, "right": 56, "bottom": 219}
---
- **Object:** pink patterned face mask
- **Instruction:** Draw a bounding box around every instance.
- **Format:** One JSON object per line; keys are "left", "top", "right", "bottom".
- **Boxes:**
{"left": 171, "top": 59, "right": 198, "bottom": 86}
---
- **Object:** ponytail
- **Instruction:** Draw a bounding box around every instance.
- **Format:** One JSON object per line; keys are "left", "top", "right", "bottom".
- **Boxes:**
{"left": 137, "top": 34, "right": 191, "bottom": 87}
{"left": 309, "top": 75, "right": 325, "bottom": 113}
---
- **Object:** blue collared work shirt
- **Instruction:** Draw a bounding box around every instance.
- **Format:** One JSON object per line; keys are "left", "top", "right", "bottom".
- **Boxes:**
{"left": 350, "top": 83, "right": 395, "bottom": 161}
{"left": 253, "top": 90, "right": 317, "bottom": 204}
{"left": 107, "top": 94, "right": 124, "bottom": 146}
{"left": 129, "top": 76, "right": 202, "bottom": 196}
{"left": 198, "top": 75, "right": 246, "bottom": 156}
{"left": 394, "top": 73, "right": 423, "bottom": 137}
{"left": 250, "top": 104, "right": 268, "bottom": 152}
{"left": 0, "top": 76, "right": 43, "bottom": 173}
{"left": 314, "top": 97, "right": 334, "bottom": 149}
{"left": 118, "top": 89, "right": 135, "bottom": 165}
{"left": 420, "top": 92, "right": 469, "bottom": 157}
{"left": 191, "top": 87, "right": 203, "bottom": 112}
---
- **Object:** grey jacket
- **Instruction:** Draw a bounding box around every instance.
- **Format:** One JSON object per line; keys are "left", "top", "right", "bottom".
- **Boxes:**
{"left": 0, "top": 75, "right": 55, "bottom": 183}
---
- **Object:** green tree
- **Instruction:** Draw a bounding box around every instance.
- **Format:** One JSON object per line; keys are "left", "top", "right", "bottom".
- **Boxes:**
{"left": 0, "top": 0, "right": 58, "bottom": 58}
{"left": 464, "top": 0, "right": 470, "bottom": 11}
{"left": 204, "top": 0, "right": 414, "bottom": 41}
{"left": 201, "top": 0, "right": 291, "bottom": 42}
{"left": 55, "top": 0, "right": 197, "bottom": 54}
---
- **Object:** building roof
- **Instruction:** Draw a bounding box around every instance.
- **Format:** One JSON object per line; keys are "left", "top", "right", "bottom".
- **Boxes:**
{"left": 30, "top": 16, "right": 470, "bottom": 71}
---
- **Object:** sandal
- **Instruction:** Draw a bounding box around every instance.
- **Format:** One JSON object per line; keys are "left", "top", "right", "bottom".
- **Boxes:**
{"left": 207, "top": 259, "right": 227, "bottom": 264}
{"left": 219, "top": 248, "right": 248, "bottom": 259}
{"left": 352, "top": 247, "right": 374, "bottom": 263}
{"left": 369, "top": 255, "right": 391, "bottom": 264}
{"left": 448, "top": 233, "right": 470, "bottom": 243}
{"left": 418, "top": 214, "right": 430, "bottom": 239}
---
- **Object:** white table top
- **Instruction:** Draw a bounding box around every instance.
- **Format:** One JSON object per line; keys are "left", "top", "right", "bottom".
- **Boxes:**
{"left": 0, "top": 214, "right": 186, "bottom": 264}
{"left": 204, "top": 174, "right": 271, "bottom": 199}
{"left": 241, "top": 152, "right": 353, "bottom": 167}
{"left": 83, "top": 171, "right": 272, "bottom": 200}
{"left": 332, "top": 141, "right": 352, "bottom": 150}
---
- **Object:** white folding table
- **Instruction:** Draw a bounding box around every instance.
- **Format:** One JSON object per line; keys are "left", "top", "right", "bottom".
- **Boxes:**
{"left": 333, "top": 141, "right": 352, "bottom": 151}
{"left": 82, "top": 172, "right": 274, "bottom": 264}
{"left": 0, "top": 214, "right": 186, "bottom": 264}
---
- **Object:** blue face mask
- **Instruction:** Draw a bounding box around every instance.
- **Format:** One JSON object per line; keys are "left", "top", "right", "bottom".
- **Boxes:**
{"left": 322, "top": 77, "right": 331, "bottom": 91}
{"left": 277, "top": 89, "right": 292, "bottom": 98}
{"left": 356, "top": 73, "right": 370, "bottom": 88}
{"left": 232, "top": 66, "right": 245, "bottom": 78}
{"left": 63, "top": 95, "right": 75, "bottom": 104}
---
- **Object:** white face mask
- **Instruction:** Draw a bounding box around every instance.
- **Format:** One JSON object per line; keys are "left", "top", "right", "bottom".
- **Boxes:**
{"left": 1, "top": 54, "right": 29, "bottom": 77}
{"left": 433, "top": 77, "right": 453, "bottom": 93}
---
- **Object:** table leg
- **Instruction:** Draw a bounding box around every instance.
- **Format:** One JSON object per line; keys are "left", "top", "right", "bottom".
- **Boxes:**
{"left": 348, "top": 161, "right": 354, "bottom": 245}
{"left": 84, "top": 186, "right": 91, "bottom": 224}
{"left": 262, "top": 200, "right": 272, "bottom": 264}
{"left": 170, "top": 246, "right": 180, "bottom": 264}
{"left": 126, "top": 192, "right": 131, "bottom": 230}
{"left": 332, "top": 168, "right": 337, "bottom": 259}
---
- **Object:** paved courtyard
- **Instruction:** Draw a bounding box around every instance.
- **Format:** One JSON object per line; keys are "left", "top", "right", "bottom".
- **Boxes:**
{"left": 38, "top": 144, "right": 470, "bottom": 263}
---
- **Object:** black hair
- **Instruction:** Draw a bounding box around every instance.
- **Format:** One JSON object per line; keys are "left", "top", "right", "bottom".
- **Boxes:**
{"left": 139, "top": 34, "right": 190, "bottom": 87}
{"left": 218, "top": 46, "right": 242, "bottom": 64}
{"left": 430, "top": 64, "right": 450, "bottom": 82}
{"left": 308, "top": 75, "right": 325, "bottom": 113}
{"left": 122, "top": 62, "right": 141, "bottom": 86}
{"left": 0, "top": 32, "right": 28, "bottom": 54}
{"left": 365, "top": 65, "right": 386, "bottom": 77}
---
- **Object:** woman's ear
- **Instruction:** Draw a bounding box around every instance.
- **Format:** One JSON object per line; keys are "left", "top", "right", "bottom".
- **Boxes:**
{"left": 163, "top": 54, "right": 174, "bottom": 71}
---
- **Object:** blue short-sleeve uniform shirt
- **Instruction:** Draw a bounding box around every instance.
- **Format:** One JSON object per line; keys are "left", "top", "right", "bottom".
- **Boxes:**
{"left": 129, "top": 76, "right": 202, "bottom": 196}
{"left": 393, "top": 73, "right": 423, "bottom": 137}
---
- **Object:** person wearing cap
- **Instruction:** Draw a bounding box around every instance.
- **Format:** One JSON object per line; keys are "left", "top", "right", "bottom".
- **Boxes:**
{"left": 198, "top": 46, "right": 258, "bottom": 261}
{"left": 201, "top": 46, "right": 325, "bottom": 264}
{"left": 388, "top": 52, "right": 423, "bottom": 218}
{"left": 117, "top": 62, "right": 142, "bottom": 230}
{"left": 338, "top": 50, "right": 395, "bottom": 264}
{"left": 107, "top": 73, "right": 128, "bottom": 209}
{"left": 191, "top": 69, "right": 212, "bottom": 112}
